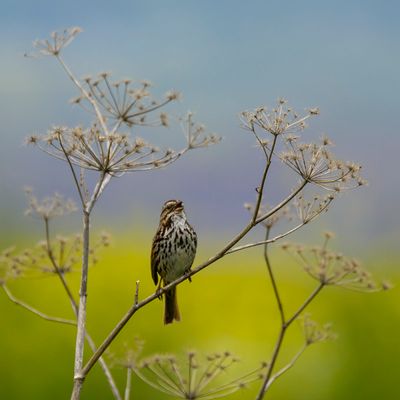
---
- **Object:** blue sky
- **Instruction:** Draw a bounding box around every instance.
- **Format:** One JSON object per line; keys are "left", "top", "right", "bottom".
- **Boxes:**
{"left": 0, "top": 0, "right": 399, "bottom": 253}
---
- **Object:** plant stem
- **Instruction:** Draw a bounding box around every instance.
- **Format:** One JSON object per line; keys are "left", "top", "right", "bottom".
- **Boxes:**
{"left": 124, "top": 368, "right": 132, "bottom": 400}
{"left": 256, "top": 326, "right": 286, "bottom": 400}
{"left": 71, "top": 210, "right": 90, "bottom": 400}
{"left": 226, "top": 222, "right": 306, "bottom": 254}
{"left": 45, "top": 218, "right": 121, "bottom": 399}
{"left": 254, "top": 235, "right": 286, "bottom": 400}
{"left": 45, "top": 218, "right": 78, "bottom": 313}
{"left": 58, "top": 134, "right": 86, "bottom": 208}
{"left": 57, "top": 55, "right": 109, "bottom": 137}
{"left": 266, "top": 345, "right": 307, "bottom": 390}
{"left": 264, "top": 229, "right": 285, "bottom": 324}
{"left": 252, "top": 135, "right": 278, "bottom": 224}
{"left": 256, "top": 180, "right": 308, "bottom": 225}
{"left": 1, "top": 283, "right": 76, "bottom": 325}
{"left": 256, "top": 281, "right": 325, "bottom": 400}
{"left": 286, "top": 283, "right": 324, "bottom": 326}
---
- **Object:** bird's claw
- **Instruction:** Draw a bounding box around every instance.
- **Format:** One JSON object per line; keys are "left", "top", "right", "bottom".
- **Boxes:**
{"left": 185, "top": 270, "right": 192, "bottom": 283}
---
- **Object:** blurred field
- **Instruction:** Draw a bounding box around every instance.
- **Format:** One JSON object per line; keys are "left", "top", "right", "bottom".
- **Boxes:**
{"left": 0, "top": 230, "right": 398, "bottom": 400}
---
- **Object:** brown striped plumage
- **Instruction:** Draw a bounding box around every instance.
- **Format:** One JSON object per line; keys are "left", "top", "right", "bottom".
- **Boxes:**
{"left": 151, "top": 200, "right": 197, "bottom": 324}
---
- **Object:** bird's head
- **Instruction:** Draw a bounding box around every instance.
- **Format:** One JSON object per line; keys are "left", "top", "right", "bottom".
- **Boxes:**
{"left": 160, "top": 199, "right": 185, "bottom": 221}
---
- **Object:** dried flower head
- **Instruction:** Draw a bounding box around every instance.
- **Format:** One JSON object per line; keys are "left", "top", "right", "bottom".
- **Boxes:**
{"left": 244, "top": 202, "right": 291, "bottom": 229}
{"left": 294, "top": 194, "right": 335, "bottom": 223}
{"left": 134, "top": 350, "right": 267, "bottom": 400}
{"left": 244, "top": 193, "right": 333, "bottom": 231}
{"left": 281, "top": 233, "right": 387, "bottom": 292}
{"left": 0, "top": 247, "right": 19, "bottom": 284}
{"left": 241, "top": 99, "right": 318, "bottom": 136}
{"left": 280, "top": 137, "right": 365, "bottom": 191}
{"left": 27, "top": 28, "right": 220, "bottom": 183}
{"left": 30, "top": 113, "right": 219, "bottom": 175}
{"left": 108, "top": 338, "right": 145, "bottom": 369}
{"left": 0, "top": 232, "right": 110, "bottom": 281}
{"left": 241, "top": 100, "right": 366, "bottom": 192}
{"left": 30, "top": 27, "right": 82, "bottom": 57}
{"left": 76, "top": 73, "right": 181, "bottom": 128}
{"left": 300, "top": 314, "right": 337, "bottom": 345}
{"left": 181, "top": 112, "right": 221, "bottom": 149}
{"left": 24, "top": 188, "right": 77, "bottom": 220}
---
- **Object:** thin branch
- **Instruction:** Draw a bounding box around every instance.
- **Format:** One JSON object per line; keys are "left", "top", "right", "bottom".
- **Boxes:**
{"left": 264, "top": 227, "right": 285, "bottom": 325}
{"left": 1, "top": 283, "right": 76, "bottom": 326}
{"left": 286, "top": 283, "right": 325, "bottom": 327}
{"left": 85, "top": 334, "right": 122, "bottom": 400}
{"left": 230, "top": 196, "right": 332, "bottom": 255}
{"left": 134, "top": 280, "right": 140, "bottom": 306}
{"left": 87, "top": 171, "right": 110, "bottom": 212}
{"left": 169, "top": 360, "right": 186, "bottom": 393}
{"left": 265, "top": 345, "right": 307, "bottom": 390}
{"left": 58, "top": 133, "right": 86, "bottom": 208}
{"left": 124, "top": 368, "right": 132, "bottom": 400}
{"left": 255, "top": 282, "right": 325, "bottom": 400}
{"left": 226, "top": 222, "right": 306, "bottom": 255}
{"left": 256, "top": 180, "right": 308, "bottom": 225}
{"left": 126, "top": 98, "right": 172, "bottom": 119}
{"left": 252, "top": 135, "right": 278, "bottom": 224}
{"left": 56, "top": 55, "right": 109, "bottom": 136}
{"left": 44, "top": 218, "right": 77, "bottom": 313}
{"left": 253, "top": 228, "right": 287, "bottom": 400}
{"left": 147, "top": 363, "right": 182, "bottom": 394}
{"left": 71, "top": 210, "right": 90, "bottom": 400}
{"left": 133, "top": 367, "right": 182, "bottom": 397}
{"left": 256, "top": 326, "right": 285, "bottom": 400}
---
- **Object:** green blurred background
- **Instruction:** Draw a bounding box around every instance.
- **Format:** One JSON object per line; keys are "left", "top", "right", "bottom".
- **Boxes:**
{"left": 0, "top": 234, "right": 398, "bottom": 399}
{"left": 1, "top": 0, "right": 399, "bottom": 399}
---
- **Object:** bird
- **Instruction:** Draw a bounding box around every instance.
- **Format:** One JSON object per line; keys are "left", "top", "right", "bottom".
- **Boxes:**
{"left": 151, "top": 200, "right": 197, "bottom": 324}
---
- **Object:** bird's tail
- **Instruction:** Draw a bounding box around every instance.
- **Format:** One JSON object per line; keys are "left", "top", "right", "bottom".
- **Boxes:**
{"left": 164, "top": 287, "right": 180, "bottom": 324}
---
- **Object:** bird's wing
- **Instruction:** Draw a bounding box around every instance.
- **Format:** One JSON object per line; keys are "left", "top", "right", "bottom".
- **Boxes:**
{"left": 150, "top": 236, "right": 159, "bottom": 286}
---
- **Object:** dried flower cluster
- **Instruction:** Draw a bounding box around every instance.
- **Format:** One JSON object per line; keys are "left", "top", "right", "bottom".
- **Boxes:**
{"left": 31, "top": 27, "right": 83, "bottom": 57}
{"left": 281, "top": 233, "right": 387, "bottom": 292}
{"left": 132, "top": 350, "right": 267, "bottom": 400}
{"left": 28, "top": 115, "right": 219, "bottom": 175}
{"left": 27, "top": 27, "right": 219, "bottom": 180}
{"left": 24, "top": 188, "right": 77, "bottom": 219}
{"left": 293, "top": 194, "right": 334, "bottom": 223}
{"left": 280, "top": 139, "right": 365, "bottom": 191}
{"left": 241, "top": 99, "right": 318, "bottom": 137}
{"left": 300, "top": 314, "right": 337, "bottom": 345}
{"left": 73, "top": 73, "right": 181, "bottom": 128}
{"left": 110, "top": 338, "right": 145, "bottom": 370}
{"left": 0, "top": 232, "right": 110, "bottom": 283}
{"left": 0, "top": 247, "right": 21, "bottom": 284}
{"left": 244, "top": 203, "right": 291, "bottom": 230}
{"left": 241, "top": 99, "right": 366, "bottom": 192}
{"left": 244, "top": 192, "right": 334, "bottom": 232}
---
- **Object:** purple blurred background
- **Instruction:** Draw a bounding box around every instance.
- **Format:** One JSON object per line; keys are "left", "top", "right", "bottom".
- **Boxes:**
{"left": 0, "top": 0, "right": 399, "bottom": 254}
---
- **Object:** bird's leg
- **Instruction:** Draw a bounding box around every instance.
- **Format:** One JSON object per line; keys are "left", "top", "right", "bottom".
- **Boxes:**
{"left": 156, "top": 279, "right": 163, "bottom": 300}
{"left": 184, "top": 268, "right": 192, "bottom": 283}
